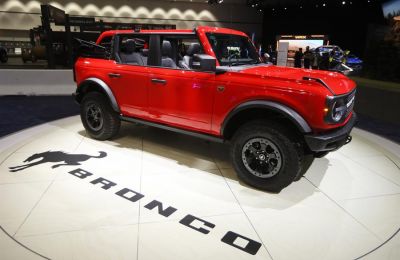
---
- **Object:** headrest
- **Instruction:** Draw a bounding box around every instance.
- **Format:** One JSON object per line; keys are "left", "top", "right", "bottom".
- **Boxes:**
{"left": 121, "top": 39, "right": 136, "bottom": 54}
{"left": 162, "top": 40, "right": 172, "bottom": 57}
{"left": 141, "top": 49, "right": 149, "bottom": 57}
{"left": 187, "top": 43, "right": 200, "bottom": 56}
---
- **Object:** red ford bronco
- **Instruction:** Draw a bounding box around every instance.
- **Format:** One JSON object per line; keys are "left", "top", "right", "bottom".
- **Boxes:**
{"left": 73, "top": 26, "right": 356, "bottom": 193}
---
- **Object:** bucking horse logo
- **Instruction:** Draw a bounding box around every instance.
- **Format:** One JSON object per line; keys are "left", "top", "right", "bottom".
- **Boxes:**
{"left": 9, "top": 151, "right": 107, "bottom": 172}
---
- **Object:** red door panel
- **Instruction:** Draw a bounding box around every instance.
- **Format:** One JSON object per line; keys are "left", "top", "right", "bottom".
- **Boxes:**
{"left": 147, "top": 67, "right": 216, "bottom": 132}
{"left": 109, "top": 64, "right": 150, "bottom": 118}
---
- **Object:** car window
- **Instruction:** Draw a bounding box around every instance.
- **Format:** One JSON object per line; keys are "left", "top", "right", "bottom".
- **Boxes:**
{"left": 206, "top": 33, "right": 260, "bottom": 66}
{"left": 117, "top": 34, "right": 149, "bottom": 66}
{"left": 99, "top": 36, "right": 112, "bottom": 51}
{"left": 159, "top": 35, "right": 204, "bottom": 70}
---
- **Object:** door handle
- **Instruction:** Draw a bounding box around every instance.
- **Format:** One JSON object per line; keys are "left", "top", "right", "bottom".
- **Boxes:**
{"left": 108, "top": 73, "right": 121, "bottom": 78}
{"left": 151, "top": 78, "right": 167, "bottom": 85}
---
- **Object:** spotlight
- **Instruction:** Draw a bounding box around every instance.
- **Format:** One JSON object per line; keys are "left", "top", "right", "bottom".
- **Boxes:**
{"left": 207, "top": 0, "right": 223, "bottom": 4}
{"left": 246, "top": 0, "right": 262, "bottom": 9}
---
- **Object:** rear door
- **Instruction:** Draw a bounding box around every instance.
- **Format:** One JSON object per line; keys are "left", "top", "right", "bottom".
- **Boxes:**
{"left": 109, "top": 34, "right": 150, "bottom": 118}
{"left": 147, "top": 34, "right": 216, "bottom": 133}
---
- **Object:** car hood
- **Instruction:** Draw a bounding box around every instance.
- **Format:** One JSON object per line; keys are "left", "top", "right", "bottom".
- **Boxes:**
{"left": 229, "top": 65, "right": 356, "bottom": 95}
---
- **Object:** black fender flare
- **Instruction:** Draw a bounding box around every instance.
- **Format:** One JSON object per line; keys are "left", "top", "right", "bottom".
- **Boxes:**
{"left": 77, "top": 77, "right": 120, "bottom": 113}
{"left": 221, "top": 100, "right": 312, "bottom": 136}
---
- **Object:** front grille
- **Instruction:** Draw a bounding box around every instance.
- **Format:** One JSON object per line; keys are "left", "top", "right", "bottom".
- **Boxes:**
{"left": 344, "top": 89, "right": 356, "bottom": 118}
{"left": 325, "top": 88, "right": 357, "bottom": 124}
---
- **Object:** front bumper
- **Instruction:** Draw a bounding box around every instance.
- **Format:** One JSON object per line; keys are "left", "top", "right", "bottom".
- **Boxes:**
{"left": 304, "top": 113, "right": 357, "bottom": 152}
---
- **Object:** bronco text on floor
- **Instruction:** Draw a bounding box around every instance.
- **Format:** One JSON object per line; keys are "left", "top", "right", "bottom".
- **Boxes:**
{"left": 68, "top": 168, "right": 262, "bottom": 256}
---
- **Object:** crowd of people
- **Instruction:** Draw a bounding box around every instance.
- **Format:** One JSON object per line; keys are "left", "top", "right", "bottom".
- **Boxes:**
{"left": 293, "top": 46, "right": 332, "bottom": 70}
{"left": 257, "top": 43, "right": 348, "bottom": 71}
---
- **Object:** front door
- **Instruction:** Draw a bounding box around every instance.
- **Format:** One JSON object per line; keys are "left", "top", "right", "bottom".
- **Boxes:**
{"left": 147, "top": 34, "right": 216, "bottom": 133}
{"left": 148, "top": 67, "right": 215, "bottom": 132}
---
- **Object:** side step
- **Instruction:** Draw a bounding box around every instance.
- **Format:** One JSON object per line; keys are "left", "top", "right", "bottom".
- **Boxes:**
{"left": 120, "top": 116, "right": 224, "bottom": 143}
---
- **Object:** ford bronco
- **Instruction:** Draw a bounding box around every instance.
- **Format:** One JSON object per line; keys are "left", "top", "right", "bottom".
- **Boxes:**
{"left": 73, "top": 26, "right": 356, "bottom": 193}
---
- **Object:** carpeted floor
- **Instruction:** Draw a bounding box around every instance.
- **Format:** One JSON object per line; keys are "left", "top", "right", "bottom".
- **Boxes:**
{"left": 0, "top": 95, "right": 80, "bottom": 137}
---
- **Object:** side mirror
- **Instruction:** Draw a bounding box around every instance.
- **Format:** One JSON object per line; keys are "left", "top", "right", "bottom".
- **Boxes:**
{"left": 192, "top": 54, "right": 216, "bottom": 72}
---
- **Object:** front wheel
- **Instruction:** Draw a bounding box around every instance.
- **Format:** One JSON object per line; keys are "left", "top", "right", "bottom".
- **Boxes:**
{"left": 231, "top": 121, "right": 302, "bottom": 193}
{"left": 81, "top": 92, "right": 120, "bottom": 140}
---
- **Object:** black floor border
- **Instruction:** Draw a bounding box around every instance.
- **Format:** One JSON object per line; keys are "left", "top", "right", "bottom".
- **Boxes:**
{"left": 0, "top": 225, "right": 50, "bottom": 260}
{"left": 354, "top": 228, "right": 400, "bottom": 260}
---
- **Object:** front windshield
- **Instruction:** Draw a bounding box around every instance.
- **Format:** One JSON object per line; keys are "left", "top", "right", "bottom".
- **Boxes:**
{"left": 206, "top": 33, "right": 261, "bottom": 66}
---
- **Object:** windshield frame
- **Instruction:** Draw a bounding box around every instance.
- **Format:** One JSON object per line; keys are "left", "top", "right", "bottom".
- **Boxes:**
{"left": 206, "top": 32, "right": 261, "bottom": 67}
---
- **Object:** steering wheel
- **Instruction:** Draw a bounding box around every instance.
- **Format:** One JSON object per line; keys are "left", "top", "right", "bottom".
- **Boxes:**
{"left": 228, "top": 52, "right": 240, "bottom": 60}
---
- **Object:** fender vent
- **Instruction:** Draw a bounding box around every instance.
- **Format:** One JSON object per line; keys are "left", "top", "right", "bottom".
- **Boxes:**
{"left": 303, "top": 77, "right": 335, "bottom": 95}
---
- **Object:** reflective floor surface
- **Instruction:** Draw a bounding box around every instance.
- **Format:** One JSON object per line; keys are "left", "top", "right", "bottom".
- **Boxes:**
{"left": 0, "top": 116, "right": 399, "bottom": 260}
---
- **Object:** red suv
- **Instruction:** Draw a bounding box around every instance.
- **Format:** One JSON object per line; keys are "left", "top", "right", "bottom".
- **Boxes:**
{"left": 73, "top": 26, "right": 356, "bottom": 193}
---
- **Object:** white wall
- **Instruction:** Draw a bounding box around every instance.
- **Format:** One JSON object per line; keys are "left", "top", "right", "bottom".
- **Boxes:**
{"left": 0, "top": 69, "right": 75, "bottom": 95}
{"left": 0, "top": 0, "right": 263, "bottom": 38}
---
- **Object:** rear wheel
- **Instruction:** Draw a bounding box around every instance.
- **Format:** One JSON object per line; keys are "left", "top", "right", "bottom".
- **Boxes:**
{"left": 81, "top": 92, "right": 120, "bottom": 140}
{"left": 231, "top": 121, "right": 302, "bottom": 193}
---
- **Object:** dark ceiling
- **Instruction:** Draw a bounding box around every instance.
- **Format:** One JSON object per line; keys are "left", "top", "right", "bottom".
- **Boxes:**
{"left": 246, "top": 0, "right": 388, "bottom": 8}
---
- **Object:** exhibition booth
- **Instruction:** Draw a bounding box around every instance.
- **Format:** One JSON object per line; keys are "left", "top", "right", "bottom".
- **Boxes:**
{"left": 0, "top": 0, "right": 400, "bottom": 260}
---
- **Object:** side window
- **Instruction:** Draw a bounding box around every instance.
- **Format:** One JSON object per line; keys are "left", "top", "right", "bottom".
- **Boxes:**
{"left": 99, "top": 36, "right": 112, "bottom": 51}
{"left": 159, "top": 35, "right": 204, "bottom": 70}
{"left": 117, "top": 35, "right": 149, "bottom": 66}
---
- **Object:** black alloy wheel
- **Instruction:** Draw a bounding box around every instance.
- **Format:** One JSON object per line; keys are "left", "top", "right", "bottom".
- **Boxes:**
{"left": 231, "top": 120, "right": 302, "bottom": 193}
{"left": 85, "top": 102, "right": 104, "bottom": 132}
{"left": 80, "top": 92, "right": 120, "bottom": 140}
{"left": 241, "top": 137, "right": 282, "bottom": 179}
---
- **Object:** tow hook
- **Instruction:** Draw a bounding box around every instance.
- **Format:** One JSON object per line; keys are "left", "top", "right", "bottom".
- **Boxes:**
{"left": 345, "top": 135, "right": 352, "bottom": 145}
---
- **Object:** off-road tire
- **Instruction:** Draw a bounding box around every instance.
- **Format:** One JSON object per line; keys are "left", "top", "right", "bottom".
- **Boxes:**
{"left": 81, "top": 92, "right": 120, "bottom": 140}
{"left": 294, "top": 154, "right": 314, "bottom": 181}
{"left": 231, "top": 120, "right": 302, "bottom": 193}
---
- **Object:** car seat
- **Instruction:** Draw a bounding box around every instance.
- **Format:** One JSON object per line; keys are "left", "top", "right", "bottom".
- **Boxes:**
{"left": 181, "top": 43, "right": 201, "bottom": 69}
{"left": 161, "top": 41, "right": 177, "bottom": 68}
{"left": 119, "top": 39, "right": 145, "bottom": 65}
{"left": 140, "top": 49, "right": 149, "bottom": 65}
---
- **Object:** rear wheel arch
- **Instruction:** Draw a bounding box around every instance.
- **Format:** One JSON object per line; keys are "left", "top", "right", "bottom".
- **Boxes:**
{"left": 77, "top": 78, "right": 120, "bottom": 113}
{"left": 221, "top": 100, "right": 312, "bottom": 140}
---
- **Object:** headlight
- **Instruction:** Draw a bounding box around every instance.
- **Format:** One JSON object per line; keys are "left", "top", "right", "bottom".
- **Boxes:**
{"left": 331, "top": 100, "right": 346, "bottom": 122}
{"left": 325, "top": 90, "right": 356, "bottom": 124}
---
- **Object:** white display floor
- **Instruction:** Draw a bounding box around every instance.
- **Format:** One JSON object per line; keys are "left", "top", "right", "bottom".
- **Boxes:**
{"left": 0, "top": 116, "right": 399, "bottom": 260}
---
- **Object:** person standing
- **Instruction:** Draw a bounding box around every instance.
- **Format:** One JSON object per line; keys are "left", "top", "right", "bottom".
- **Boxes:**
{"left": 303, "top": 46, "right": 312, "bottom": 69}
{"left": 312, "top": 51, "right": 319, "bottom": 70}
{"left": 294, "top": 48, "right": 303, "bottom": 68}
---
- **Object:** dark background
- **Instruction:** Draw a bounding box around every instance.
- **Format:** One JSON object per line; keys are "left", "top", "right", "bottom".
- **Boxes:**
{"left": 261, "top": 1, "right": 386, "bottom": 57}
